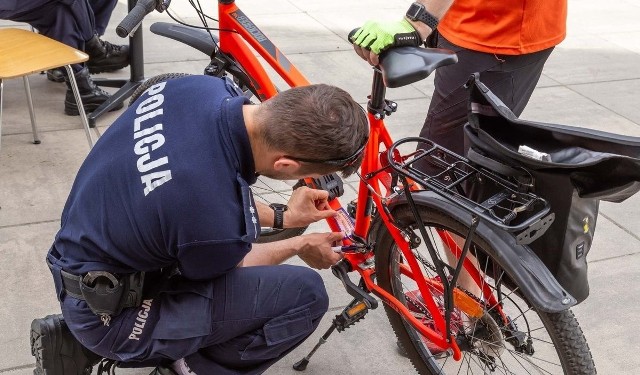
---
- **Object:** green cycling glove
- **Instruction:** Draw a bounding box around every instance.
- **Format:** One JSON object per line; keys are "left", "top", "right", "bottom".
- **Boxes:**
{"left": 351, "top": 19, "right": 421, "bottom": 55}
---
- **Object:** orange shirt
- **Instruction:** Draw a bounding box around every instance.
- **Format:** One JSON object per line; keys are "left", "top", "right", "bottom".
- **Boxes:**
{"left": 437, "top": 0, "right": 567, "bottom": 55}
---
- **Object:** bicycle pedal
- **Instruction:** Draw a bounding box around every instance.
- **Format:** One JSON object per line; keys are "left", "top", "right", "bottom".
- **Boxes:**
{"left": 335, "top": 299, "right": 369, "bottom": 332}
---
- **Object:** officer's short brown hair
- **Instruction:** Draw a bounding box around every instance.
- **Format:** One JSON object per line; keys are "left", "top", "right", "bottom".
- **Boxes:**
{"left": 257, "top": 84, "right": 368, "bottom": 177}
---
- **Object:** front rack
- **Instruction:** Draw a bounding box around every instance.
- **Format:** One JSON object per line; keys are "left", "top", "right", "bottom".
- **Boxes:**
{"left": 387, "top": 137, "right": 551, "bottom": 232}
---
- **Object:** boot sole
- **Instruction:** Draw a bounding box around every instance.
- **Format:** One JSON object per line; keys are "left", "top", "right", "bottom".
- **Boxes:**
{"left": 64, "top": 101, "right": 124, "bottom": 116}
{"left": 87, "top": 62, "right": 130, "bottom": 74}
{"left": 46, "top": 74, "right": 66, "bottom": 83}
{"left": 30, "top": 315, "right": 99, "bottom": 375}
{"left": 30, "top": 315, "right": 63, "bottom": 375}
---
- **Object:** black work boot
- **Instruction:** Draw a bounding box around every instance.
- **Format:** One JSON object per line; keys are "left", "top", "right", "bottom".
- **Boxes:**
{"left": 85, "top": 34, "right": 130, "bottom": 74}
{"left": 46, "top": 68, "right": 66, "bottom": 83}
{"left": 30, "top": 314, "right": 101, "bottom": 375}
{"left": 64, "top": 67, "right": 123, "bottom": 116}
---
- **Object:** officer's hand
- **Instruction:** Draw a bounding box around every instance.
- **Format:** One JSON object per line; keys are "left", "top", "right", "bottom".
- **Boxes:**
{"left": 285, "top": 186, "right": 337, "bottom": 228}
{"left": 351, "top": 19, "right": 419, "bottom": 66}
{"left": 298, "top": 232, "right": 344, "bottom": 269}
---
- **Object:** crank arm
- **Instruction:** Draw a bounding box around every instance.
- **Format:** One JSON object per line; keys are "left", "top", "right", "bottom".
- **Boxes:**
{"left": 331, "top": 260, "right": 378, "bottom": 309}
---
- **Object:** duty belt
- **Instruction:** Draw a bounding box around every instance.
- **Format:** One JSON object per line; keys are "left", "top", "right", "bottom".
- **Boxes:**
{"left": 47, "top": 259, "right": 145, "bottom": 326}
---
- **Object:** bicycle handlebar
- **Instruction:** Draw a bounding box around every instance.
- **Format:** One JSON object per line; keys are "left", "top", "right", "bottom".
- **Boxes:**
{"left": 116, "top": 0, "right": 171, "bottom": 38}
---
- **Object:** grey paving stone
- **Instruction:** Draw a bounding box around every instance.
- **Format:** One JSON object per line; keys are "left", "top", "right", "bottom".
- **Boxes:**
{"left": 521, "top": 85, "right": 640, "bottom": 136}
{"left": 0, "top": 221, "right": 61, "bottom": 370}
{"left": 573, "top": 253, "right": 640, "bottom": 375}
{"left": 569, "top": 79, "right": 640, "bottom": 126}
{"left": 0, "top": 131, "right": 89, "bottom": 227}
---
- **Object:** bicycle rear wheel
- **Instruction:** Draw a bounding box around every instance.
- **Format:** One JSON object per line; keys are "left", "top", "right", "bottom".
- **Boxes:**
{"left": 129, "top": 73, "right": 307, "bottom": 243}
{"left": 374, "top": 204, "right": 596, "bottom": 375}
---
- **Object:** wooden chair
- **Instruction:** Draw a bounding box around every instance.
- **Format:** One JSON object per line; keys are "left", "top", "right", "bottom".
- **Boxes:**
{"left": 0, "top": 28, "right": 99, "bottom": 153}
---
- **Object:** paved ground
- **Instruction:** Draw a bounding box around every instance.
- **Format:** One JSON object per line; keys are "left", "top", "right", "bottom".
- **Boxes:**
{"left": 1, "top": 0, "right": 640, "bottom": 374}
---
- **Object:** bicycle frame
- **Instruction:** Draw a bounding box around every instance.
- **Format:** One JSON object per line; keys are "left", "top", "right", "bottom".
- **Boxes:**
{"left": 214, "top": 0, "right": 502, "bottom": 360}
{"left": 217, "top": 0, "right": 309, "bottom": 99}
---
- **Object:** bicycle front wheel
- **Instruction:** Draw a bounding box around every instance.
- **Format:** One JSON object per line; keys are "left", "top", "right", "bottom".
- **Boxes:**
{"left": 374, "top": 204, "right": 596, "bottom": 375}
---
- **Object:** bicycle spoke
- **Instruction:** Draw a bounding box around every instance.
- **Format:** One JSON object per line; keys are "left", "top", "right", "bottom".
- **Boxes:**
{"left": 377, "top": 206, "right": 591, "bottom": 374}
{"left": 507, "top": 347, "right": 560, "bottom": 375}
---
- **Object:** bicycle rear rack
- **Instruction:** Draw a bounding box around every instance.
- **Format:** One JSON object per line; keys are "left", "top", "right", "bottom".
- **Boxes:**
{"left": 386, "top": 137, "right": 552, "bottom": 234}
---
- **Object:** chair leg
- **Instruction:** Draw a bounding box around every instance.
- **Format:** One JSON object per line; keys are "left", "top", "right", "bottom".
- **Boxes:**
{"left": 64, "top": 65, "right": 97, "bottom": 148}
{"left": 23, "top": 75, "right": 41, "bottom": 145}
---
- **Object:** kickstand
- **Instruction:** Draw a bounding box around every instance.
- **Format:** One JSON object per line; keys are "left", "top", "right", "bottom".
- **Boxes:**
{"left": 292, "top": 322, "right": 337, "bottom": 371}
{"left": 293, "top": 297, "right": 370, "bottom": 371}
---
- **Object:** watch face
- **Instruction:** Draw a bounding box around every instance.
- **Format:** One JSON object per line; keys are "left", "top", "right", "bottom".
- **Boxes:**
{"left": 407, "top": 3, "right": 424, "bottom": 20}
{"left": 270, "top": 203, "right": 287, "bottom": 211}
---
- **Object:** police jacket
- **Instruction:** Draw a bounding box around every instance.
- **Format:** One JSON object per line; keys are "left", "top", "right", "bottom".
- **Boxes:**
{"left": 48, "top": 75, "right": 258, "bottom": 281}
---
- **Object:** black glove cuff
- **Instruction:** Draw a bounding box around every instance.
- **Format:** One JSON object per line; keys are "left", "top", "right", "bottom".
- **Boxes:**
{"left": 393, "top": 31, "right": 422, "bottom": 48}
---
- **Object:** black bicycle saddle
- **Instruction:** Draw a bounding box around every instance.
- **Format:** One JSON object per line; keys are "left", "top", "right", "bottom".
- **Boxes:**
{"left": 379, "top": 47, "right": 458, "bottom": 88}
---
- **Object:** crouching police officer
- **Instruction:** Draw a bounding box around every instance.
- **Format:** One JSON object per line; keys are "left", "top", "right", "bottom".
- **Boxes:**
{"left": 30, "top": 75, "right": 369, "bottom": 375}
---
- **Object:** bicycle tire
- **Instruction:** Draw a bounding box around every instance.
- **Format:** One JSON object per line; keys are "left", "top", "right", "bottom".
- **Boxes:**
{"left": 374, "top": 204, "right": 596, "bottom": 375}
{"left": 129, "top": 73, "right": 308, "bottom": 243}
{"left": 129, "top": 72, "right": 192, "bottom": 106}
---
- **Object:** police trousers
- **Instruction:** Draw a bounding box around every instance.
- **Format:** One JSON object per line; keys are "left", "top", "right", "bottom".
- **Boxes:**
{"left": 60, "top": 265, "right": 329, "bottom": 375}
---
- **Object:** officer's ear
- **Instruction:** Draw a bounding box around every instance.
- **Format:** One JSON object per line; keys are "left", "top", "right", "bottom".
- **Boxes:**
{"left": 273, "top": 156, "right": 302, "bottom": 174}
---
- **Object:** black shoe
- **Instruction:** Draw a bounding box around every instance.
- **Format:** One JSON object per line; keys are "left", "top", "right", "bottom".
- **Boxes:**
{"left": 85, "top": 34, "right": 130, "bottom": 74}
{"left": 64, "top": 66, "right": 124, "bottom": 116}
{"left": 46, "top": 68, "right": 66, "bottom": 83}
{"left": 30, "top": 314, "right": 101, "bottom": 375}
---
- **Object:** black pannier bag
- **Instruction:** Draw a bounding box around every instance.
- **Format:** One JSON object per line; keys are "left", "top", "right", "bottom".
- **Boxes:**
{"left": 463, "top": 73, "right": 640, "bottom": 303}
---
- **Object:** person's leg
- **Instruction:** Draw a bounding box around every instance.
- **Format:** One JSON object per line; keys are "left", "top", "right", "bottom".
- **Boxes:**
{"left": 61, "top": 265, "right": 328, "bottom": 375}
{"left": 83, "top": 0, "right": 129, "bottom": 73}
{"left": 88, "top": 0, "right": 118, "bottom": 36}
{"left": 418, "top": 36, "right": 554, "bottom": 157}
{"left": 411, "top": 37, "right": 555, "bottom": 328}
{"left": 186, "top": 265, "right": 329, "bottom": 374}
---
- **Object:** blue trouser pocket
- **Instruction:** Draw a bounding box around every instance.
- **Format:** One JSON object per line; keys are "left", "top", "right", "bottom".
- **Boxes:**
{"left": 241, "top": 308, "right": 313, "bottom": 361}
{"left": 150, "top": 279, "right": 215, "bottom": 340}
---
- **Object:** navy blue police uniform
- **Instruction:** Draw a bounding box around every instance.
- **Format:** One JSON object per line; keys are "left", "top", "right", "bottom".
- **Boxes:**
{"left": 46, "top": 75, "right": 329, "bottom": 374}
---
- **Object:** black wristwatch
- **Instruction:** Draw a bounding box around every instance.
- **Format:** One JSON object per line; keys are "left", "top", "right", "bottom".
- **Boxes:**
{"left": 406, "top": 2, "right": 439, "bottom": 31}
{"left": 269, "top": 203, "right": 288, "bottom": 229}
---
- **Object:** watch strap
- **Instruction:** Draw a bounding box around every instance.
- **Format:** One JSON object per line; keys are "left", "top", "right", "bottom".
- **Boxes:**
{"left": 271, "top": 204, "right": 286, "bottom": 229}
{"left": 406, "top": 2, "right": 439, "bottom": 31}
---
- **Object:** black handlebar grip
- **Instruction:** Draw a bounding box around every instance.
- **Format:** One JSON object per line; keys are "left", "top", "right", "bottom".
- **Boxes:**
{"left": 116, "top": 0, "right": 157, "bottom": 38}
{"left": 347, "top": 28, "right": 360, "bottom": 44}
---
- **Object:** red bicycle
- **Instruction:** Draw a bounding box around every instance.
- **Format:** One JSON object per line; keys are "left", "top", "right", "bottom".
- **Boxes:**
{"left": 117, "top": 0, "right": 605, "bottom": 373}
